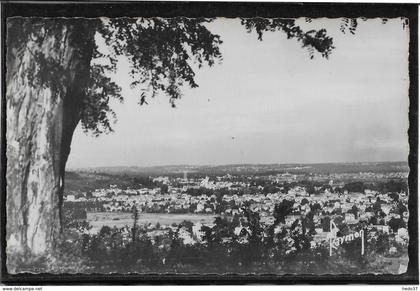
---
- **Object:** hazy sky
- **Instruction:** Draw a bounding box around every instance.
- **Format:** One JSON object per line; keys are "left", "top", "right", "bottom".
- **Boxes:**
{"left": 67, "top": 18, "right": 410, "bottom": 168}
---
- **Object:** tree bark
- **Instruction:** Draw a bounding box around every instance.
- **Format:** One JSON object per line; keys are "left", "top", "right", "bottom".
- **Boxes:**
{"left": 6, "top": 19, "right": 95, "bottom": 273}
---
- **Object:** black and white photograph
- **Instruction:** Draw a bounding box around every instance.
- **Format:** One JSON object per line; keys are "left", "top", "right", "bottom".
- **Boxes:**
{"left": 1, "top": 1, "right": 418, "bottom": 283}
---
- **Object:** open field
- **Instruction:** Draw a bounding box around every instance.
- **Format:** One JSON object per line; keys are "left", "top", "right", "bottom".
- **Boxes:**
{"left": 87, "top": 212, "right": 217, "bottom": 233}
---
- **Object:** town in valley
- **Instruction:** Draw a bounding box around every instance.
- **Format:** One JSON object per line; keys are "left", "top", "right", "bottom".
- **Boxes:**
{"left": 62, "top": 161, "right": 409, "bottom": 274}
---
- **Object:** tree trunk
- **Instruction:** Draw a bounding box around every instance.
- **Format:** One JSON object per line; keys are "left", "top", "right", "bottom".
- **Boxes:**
{"left": 6, "top": 19, "right": 95, "bottom": 273}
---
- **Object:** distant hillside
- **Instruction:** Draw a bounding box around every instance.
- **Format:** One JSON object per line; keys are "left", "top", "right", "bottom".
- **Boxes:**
{"left": 69, "top": 161, "right": 409, "bottom": 177}
{"left": 64, "top": 170, "right": 158, "bottom": 192}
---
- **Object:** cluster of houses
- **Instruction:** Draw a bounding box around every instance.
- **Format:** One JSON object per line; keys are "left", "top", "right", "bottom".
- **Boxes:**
{"left": 65, "top": 172, "right": 409, "bottom": 256}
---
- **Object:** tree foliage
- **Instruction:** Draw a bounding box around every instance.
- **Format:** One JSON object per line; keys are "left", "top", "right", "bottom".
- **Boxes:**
{"left": 241, "top": 18, "right": 334, "bottom": 59}
{"left": 273, "top": 199, "right": 295, "bottom": 224}
{"left": 98, "top": 17, "right": 223, "bottom": 107}
{"left": 8, "top": 16, "right": 346, "bottom": 137}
